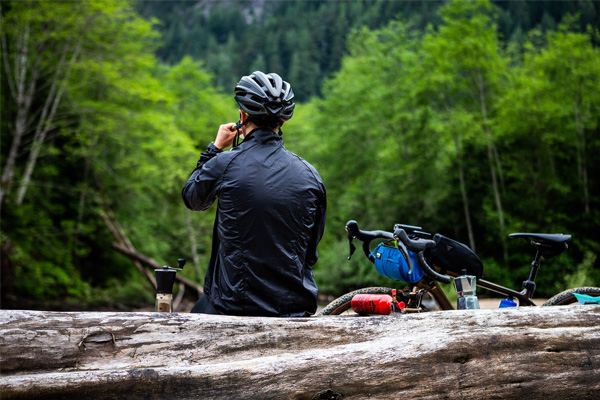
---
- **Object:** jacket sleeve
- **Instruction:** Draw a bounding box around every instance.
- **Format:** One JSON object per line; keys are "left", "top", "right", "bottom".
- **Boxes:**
{"left": 306, "top": 182, "right": 327, "bottom": 266}
{"left": 182, "top": 143, "right": 225, "bottom": 211}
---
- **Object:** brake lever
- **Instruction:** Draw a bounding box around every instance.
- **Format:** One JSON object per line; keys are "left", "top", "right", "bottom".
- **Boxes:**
{"left": 395, "top": 239, "right": 414, "bottom": 275}
{"left": 346, "top": 230, "right": 357, "bottom": 260}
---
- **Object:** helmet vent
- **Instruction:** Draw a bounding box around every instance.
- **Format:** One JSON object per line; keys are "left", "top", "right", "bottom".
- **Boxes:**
{"left": 234, "top": 71, "right": 295, "bottom": 122}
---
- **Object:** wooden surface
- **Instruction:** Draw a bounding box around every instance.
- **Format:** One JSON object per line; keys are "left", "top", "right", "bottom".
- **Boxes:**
{"left": 1, "top": 306, "right": 599, "bottom": 399}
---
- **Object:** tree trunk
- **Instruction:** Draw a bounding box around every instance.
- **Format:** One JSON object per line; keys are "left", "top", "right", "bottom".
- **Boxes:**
{"left": 99, "top": 210, "right": 157, "bottom": 290}
{"left": 0, "top": 22, "right": 40, "bottom": 204}
{"left": 1, "top": 306, "right": 599, "bottom": 399}
{"left": 476, "top": 67, "right": 507, "bottom": 263}
{"left": 15, "top": 43, "right": 80, "bottom": 205}
{"left": 453, "top": 134, "right": 475, "bottom": 252}
{"left": 573, "top": 84, "right": 590, "bottom": 214}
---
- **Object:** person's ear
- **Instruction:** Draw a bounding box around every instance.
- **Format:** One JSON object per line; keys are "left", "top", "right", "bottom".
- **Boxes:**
{"left": 240, "top": 110, "right": 248, "bottom": 123}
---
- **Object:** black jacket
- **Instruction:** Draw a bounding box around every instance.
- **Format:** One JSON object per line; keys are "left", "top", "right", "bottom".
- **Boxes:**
{"left": 182, "top": 128, "right": 326, "bottom": 317}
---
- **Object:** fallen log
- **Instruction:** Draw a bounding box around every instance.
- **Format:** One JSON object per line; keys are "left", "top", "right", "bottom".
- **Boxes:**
{"left": 1, "top": 306, "right": 599, "bottom": 399}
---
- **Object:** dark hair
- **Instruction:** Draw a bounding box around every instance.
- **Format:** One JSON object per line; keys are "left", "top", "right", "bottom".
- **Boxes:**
{"left": 248, "top": 115, "right": 283, "bottom": 130}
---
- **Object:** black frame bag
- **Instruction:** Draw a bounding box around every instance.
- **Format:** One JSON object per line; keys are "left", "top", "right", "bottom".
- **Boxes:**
{"left": 425, "top": 234, "right": 483, "bottom": 278}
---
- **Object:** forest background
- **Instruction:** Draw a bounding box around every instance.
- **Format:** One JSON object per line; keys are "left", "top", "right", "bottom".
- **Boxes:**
{"left": 1, "top": 0, "right": 599, "bottom": 311}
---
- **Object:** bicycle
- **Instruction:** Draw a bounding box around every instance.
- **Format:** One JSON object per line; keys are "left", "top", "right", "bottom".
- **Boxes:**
{"left": 318, "top": 220, "right": 600, "bottom": 316}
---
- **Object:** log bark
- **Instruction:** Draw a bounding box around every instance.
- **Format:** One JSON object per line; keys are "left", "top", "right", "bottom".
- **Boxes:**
{"left": 1, "top": 307, "right": 599, "bottom": 399}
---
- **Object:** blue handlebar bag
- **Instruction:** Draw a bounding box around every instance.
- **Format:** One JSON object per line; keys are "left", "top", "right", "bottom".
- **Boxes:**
{"left": 370, "top": 241, "right": 424, "bottom": 284}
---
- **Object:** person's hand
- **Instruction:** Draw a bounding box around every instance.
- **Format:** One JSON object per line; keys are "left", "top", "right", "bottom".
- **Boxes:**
{"left": 214, "top": 123, "right": 237, "bottom": 150}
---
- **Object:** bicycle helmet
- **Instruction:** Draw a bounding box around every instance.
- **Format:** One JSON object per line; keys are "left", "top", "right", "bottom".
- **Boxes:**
{"left": 234, "top": 71, "right": 295, "bottom": 122}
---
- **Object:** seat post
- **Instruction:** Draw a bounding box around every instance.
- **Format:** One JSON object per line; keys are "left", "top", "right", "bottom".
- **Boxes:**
{"left": 522, "top": 250, "right": 542, "bottom": 298}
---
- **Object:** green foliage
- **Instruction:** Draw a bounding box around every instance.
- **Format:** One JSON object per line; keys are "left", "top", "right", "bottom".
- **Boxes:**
{"left": 1, "top": 0, "right": 234, "bottom": 308}
{"left": 560, "top": 252, "right": 598, "bottom": 292}
{"left": 135, "top": 0, "right": 598, "bottom": 101}
{"left": 313, "top": 239, "right": 392, "bottom": 295}
{"left": 86, "top": 275, "right": 155, "bottom": 311}
{"left": 298, "top": 0, "right": 600, "bottom": 296}
{"left": 135, "top": 0, "right": 446, "bottom": 100}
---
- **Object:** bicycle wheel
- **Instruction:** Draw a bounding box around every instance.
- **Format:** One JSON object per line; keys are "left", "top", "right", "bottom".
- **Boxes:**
{"left": 317, "top": 287, "right": 395, "bottom": 316}
{"left": 541, "top": 287, "right": 600, "bottom": 306}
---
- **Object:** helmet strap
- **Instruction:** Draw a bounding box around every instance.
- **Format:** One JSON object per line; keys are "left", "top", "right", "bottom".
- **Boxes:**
{"left": 233, "top": 118, "right": 248, "bottom": 147}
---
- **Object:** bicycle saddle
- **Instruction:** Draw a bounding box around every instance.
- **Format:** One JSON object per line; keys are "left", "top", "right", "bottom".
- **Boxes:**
{"left": 509, "top": 232, "right": 571, "bottom": 259}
